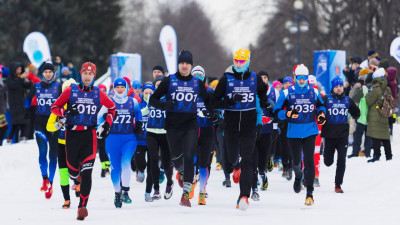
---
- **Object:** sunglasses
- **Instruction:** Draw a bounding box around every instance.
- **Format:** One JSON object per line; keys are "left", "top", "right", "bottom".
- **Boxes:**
{"left": 234, "top": 59, "right": 246, "bottom": 64}
{"left": 296, "top": 75, "right": 308, "bottom": 80}
{"left": 132, "top": 84, "right": 142, "bottom": 89}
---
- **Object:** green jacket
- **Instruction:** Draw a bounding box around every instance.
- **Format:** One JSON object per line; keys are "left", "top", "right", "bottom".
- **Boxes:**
{"left": 365, "top": 77, "right": 390, "bottom": 140}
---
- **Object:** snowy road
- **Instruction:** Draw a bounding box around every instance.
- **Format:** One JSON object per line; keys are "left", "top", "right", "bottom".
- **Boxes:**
{"left": 1, "top": 126, "right": 399, "bottom": 225}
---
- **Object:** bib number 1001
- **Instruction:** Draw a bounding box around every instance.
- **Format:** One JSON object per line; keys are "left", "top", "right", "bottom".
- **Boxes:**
{"left": 170, "top": 92, "right": 197, "bottom": 102}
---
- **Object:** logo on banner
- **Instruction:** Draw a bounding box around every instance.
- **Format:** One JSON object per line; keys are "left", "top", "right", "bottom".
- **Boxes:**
{"left": 390, "top": 37, "right": 400, "bottom": 63}
{"left": 167, "top": 39, "right": 173, "bottom": 56}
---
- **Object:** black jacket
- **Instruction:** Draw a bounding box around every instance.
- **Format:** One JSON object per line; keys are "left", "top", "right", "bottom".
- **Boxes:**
{"left": 212, "top": 66, "right": 268, "bottom": 132}
{"left": 6, "top": 62, "right": 32, "bottom": 125}
{"left": 320, "top": 93, "right": 360, "bottom": 138}
{"left": 149, "top": 72, "right": 212, "bottom": 131}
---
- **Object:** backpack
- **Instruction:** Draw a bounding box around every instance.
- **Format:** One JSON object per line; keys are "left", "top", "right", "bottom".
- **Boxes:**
{"left": 376, "top": 87, "right": 396, "bottom": 118}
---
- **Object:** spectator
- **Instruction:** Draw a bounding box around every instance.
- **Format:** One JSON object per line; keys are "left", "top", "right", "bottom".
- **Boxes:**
{"left": 343, "top": 56, "right": 362, "bottom": 87}
{"left": 60, "top": 66, "right": 72, "bottom": 82}
{"left": 0, "top": 66, "right": 8, "bottom": 145}
{"left": 365, "top": 68, "right": 392, "bottom": 162}
{"left": 6, "top": 61, "right": 33, "bottom": 143}
{"left": 348, "top": 68, "right": 372, "bottom": 158}
{"left": 272, "top": 80, "right": 282, "bottom": 92}
{"left": 386, "top": 67, "right": 398, "bottom": 135}
{"left": 367, "top": 50, "right": 380, "bottom": 61}
{"left": 152, "top": 65, "right": 165, "bottom": 79}
{"left": 54, "top": 56, "right": 64, "bottom": 79}
{"left": 67, "top": 61, "right": 79, "bottom": 81}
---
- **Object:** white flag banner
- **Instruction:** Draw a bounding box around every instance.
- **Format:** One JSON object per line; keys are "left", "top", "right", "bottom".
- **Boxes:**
{"left": 390, "top": 36, "right": 400, "bottom": 64}
{"left": 23, "top": 32, "right": 51, "bottom": 68}
{"left": 159, "top": 25, "right": 177, "bottom": 74}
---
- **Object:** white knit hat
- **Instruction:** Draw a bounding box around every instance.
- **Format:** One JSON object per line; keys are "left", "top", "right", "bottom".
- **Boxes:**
{"left": 372, "top": 67, "right": 385, "bottom": 79}
{"left": 294, "top": 64, "right": 309, "bottom": 75}
{"left": 191, "top": 65, "right": 205, "bottom": 76}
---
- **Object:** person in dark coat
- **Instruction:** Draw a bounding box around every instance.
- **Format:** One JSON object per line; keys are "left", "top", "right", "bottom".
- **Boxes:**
{"left": 6, "top": 61, "right": 32, "bottom": 143}
{"left": 0, "top": 67, "right": 8, "bottom": 145}
{"left": 386, "top": 67, "right": 397, "bottom": 135}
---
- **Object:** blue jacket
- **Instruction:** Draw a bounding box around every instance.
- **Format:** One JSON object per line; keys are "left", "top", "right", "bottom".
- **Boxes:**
{"left": 273, "top": 84, "right": 325, "bottom": 138}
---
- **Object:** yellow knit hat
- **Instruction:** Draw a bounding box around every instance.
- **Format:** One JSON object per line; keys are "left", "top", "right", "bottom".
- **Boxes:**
{"left": 62, "top": 78, "right": 77, "bottom": 92}
{"left": 233, "top": 48, "right": 251, "bottom": 62}
{"left": 359, "top": 68, "right": 370, "bottom": 76}
{"left": 210, "top": 80, "right": 219, "bottom": 89}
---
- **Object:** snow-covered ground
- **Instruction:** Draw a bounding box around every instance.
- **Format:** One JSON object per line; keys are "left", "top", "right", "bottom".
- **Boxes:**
{"left": 1, "top": 126, "right": 399, "bottom": 225}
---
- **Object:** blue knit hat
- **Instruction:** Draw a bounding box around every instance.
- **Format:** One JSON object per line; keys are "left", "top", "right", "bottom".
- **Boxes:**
{"left": 114, "top": 78, "right": 127, "bottom": 88}
{"left": 142, "top": 83, "right": 155, "bottom": 92}
{"left": 283, "top": 76, "right": 294, "bottom": 84}
{"left": 331, "top": 76, "right": 344, "bottom": 88}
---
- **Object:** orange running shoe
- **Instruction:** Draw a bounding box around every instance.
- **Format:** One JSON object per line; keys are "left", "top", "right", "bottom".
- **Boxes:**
{"left": 75, "top": 184, "right": 81, "bottom": 197}
{"left": 189, "top": 181, "right": 197, "bottom": 199}
{"left": 198, "top": 192, "right": 206, "bottom": 205}
{"left": 62, "top": 200, "right": 71, "bottom": 209}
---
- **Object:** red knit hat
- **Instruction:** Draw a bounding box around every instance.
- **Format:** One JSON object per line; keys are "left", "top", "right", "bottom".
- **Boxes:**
{"left": 80, "top": 62, "right": 96, "bottom": 76}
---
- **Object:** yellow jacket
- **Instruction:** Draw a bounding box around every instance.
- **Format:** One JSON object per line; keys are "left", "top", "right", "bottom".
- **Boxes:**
{"left": 46, "top": 105, "right": 66, "bottom": 145}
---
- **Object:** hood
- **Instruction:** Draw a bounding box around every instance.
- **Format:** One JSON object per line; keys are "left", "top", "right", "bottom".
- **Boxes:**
{"left": 386, "top": 67, "right": 397, "bottom": 82}
{"left": 372, "top": 77, "right": 388, "bottom": 91}
{"left": 9, "top": 61, "right": 25, "bottom": 77}
{"left": 225, "top": 65, "right": 234, "bottom": 74}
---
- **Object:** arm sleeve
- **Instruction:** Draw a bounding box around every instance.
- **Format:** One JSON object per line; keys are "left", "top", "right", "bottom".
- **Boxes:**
{"left": 46, "top": 113, "right": 59, "bottom": 132}
{"left": 141, "top": 98, "right": 149, "bottom": 116}
{"left": 256, "top": 96, "right": 262, "bottom": 125}
{"left": 315, "top": 89, "right": 326, "bottom": 114}
{"left": 349, "top": 98, "right": 360, "bottom": 120}
{"left": 257, "top": 75, "right": 268, "bottom": 106}
{"left": 51, "top": 87, "right": 72, "bottom": 117}
{"left": 365, "top": 89, "right": 379, "bottom": 107}
{"left": 99, "top": 91, "right": 116, "bottom": 126}
{"left": 149, "top": 76, "right": 170, "bottom": 109}
{"left": 273, "top": 90, "right": 288, "bottom": 121}
{"left": 133, "top": 98, "right": 142, "bottom": 122}
{"left": 199, "top": 81, "right": 214, "bottom": 112}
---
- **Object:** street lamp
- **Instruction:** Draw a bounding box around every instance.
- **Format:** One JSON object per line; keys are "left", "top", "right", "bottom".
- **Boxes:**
{"left": 285, "top": 0, "right": 309, "bottom": 64}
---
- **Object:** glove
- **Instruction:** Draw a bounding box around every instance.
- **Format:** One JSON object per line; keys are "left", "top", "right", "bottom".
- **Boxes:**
{"left": 262, "top": 116, "right": 271, "bottom": 125}
{"left": 200, "top": 109, "right": 211, "bottom": 118}
{"left": 162, "top": 100, "right": 174, "bottom": 111}
{"left": 227, "top": 94, "right": 243, "bottom": 106}
{"left": 96, "top": 122, "right": 110, "bottom": 139}
{"left": 64, "top": 104, "right": 79, "bottom": 117}
{"left": 54, "top": 118, "right": 66, "bottom": 130}
{"left": 286, "top": 109, "right": 299, "bottom": 119}
{"left": 134, "top": 121, "right": 144, "bottom": 134}
{"left": 211, "top": 111, "right": 222, "bottom": 125}
{"left": 317, "top": 112, "right": 326, "bottom": 125}
{"left": 256, "top": 124, "right": 262, "bottom": 140}
{"left": 24, "top": 108, "right": 31, "bottom": 119}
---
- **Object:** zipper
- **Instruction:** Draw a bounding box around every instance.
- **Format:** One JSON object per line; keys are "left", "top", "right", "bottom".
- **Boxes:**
{"left": 238, "top": 73, "right": 244, "bottom": 132}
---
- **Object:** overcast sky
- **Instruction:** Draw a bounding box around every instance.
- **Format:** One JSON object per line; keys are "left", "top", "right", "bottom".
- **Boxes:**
{"left": 196, "top": 0, "right": 277, "bottom": 53}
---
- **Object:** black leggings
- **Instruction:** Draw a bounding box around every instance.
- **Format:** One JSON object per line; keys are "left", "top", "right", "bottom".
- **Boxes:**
{"left": 9, "top": 124, "right": 26, "bottom": 143}
{"left": 271, "top": 129, "right": 280, "bottom": 158}
{"left": 214, "top": 125, "right": 224, "bottom": 164}
{"left": 166, "top": 128, "right": 197, "bottom": 190}
{"left": 280, "top": 123, "right": 292, "bottom": 169}
{"left": 97, "top": 138, "right": 109, "bottom": 165}
{"left": 288, "top": 135, "right": 316, "bottom": 192}
{"left": 58, "top": 143, "right": 70, "bottom": 201}
{"left": 323, "top": 137, "right": 348, "bottom": 185}
{"left": 0, "top": 124, "right": 8, "bottom": 146}
{"left": 133, "top": 145, "right": 147, "bottom": 172}
{"left": 66, "top": 128, "right": 96, "bottom": 208}
{"left": 252, "top": 133, "right": 272, "bottom": 189}
{"left": 147, "top": 132, "right": 173, "bottom": 191}
{"left": 224, "top": 126, "right": 257, "bottom": 198}
{"left": 197, "top": 127, "right": 215, "bottom": 168}
{"left": 371, "top": 138, "right": 392, "bottom": 159}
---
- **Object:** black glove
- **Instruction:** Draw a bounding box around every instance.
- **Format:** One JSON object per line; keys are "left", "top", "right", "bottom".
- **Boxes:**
{"left": 134, "top": 121, "right": 144, "bottom": 134}
{"left": 211, "top": 111, "right": 222, "bottom": 125}
{"left": 201, "top": 109, "right": 212, "bottom": 118}
{"left": 24, "top": 108, "right": 31, "bottom": 119}
{"left": 96, "top": 122, "right": 110, "bottom": 139}
{"left": 162, "top": 100, "right": 174, "bottom": 111}
{"left": 317, "top": 112, "right": 326, "bottom": 125}
{"left": 227, "top": 94, "right": 243, "bottom": 106}
{"left": 256, "top": 124, "right": 262, "bottom": 140}
{"left": 286, "top": 109, "right": 299, "bottom": 119}
{"left": 64, "top": 104, "right": 79, "bottom": 117}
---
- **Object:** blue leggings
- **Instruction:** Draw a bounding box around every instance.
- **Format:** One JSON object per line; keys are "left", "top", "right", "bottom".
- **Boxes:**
{"left": 35, "top": 130, "right": 58, "bottom": 183}
{"left": 106, "top": 134, "right": 137, "bottom": 193}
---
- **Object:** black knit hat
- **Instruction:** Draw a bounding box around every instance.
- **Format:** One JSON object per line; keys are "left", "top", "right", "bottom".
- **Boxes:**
{"left": 152, "top": 65, "right": 165, "bottom": 74}
{"left": 41, "top": 63, "right": 55, "bottom": 73}
{"left": 178, "top": 50, "right": 193, "bottom": 65}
